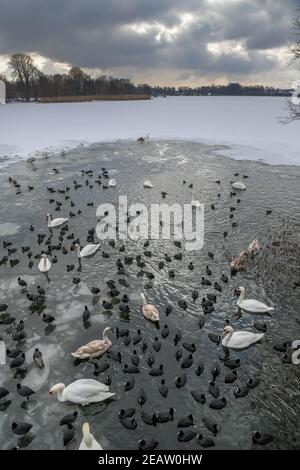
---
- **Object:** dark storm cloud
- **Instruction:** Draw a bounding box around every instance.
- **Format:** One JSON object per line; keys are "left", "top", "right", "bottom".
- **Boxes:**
{"left": 0, "top": 0, "right": 298, "bottom": 79}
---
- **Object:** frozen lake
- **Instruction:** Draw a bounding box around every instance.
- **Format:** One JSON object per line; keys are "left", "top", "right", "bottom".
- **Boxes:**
{"left": 0, "top": 140, "right": 299, "bottom": 450}
{"left": 0, "top": 96, "right": 299, "bottom": 167}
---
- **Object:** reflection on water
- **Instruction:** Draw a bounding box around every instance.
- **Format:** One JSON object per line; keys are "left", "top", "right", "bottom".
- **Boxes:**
{"left": 0, "top": 140, "right": 299, "bottom": 450}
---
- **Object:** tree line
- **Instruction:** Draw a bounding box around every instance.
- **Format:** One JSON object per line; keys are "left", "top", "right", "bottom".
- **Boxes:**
{"left": 0, "top": 52, "right": 296, "bottom": 102}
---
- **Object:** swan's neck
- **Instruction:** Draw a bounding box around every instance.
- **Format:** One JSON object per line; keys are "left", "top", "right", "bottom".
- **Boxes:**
{"left": 57, "top": 387, "right": 65, "bottom": 402}
{"left": 238, "top": 289, "right": 245, "bottom": 304}
{"left": 141, "top": 294, "right": 146, "bottom": 305}
{"left": 223, "top": 330, "right": 233, "bottom": 346}
{"left": 47, "top": 219, "right": 51, "bottom": 228}
{"left": 75, "top": 245, "right": 81, "bottom": 257}
{"left": 103, "top": 331, "right": 112, "bottom": 346}
{"left": 83, "top": 428, "right": 93, "bottom": 447}
{"left": 43, "top": 257, "right": 47, "bottom": 267}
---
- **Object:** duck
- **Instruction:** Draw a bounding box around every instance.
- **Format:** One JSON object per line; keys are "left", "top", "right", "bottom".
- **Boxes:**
{"left": 141, "top": 293, "right": 159, "bottom": 323}
{"left": 248, "top": 239, "right": 260, "bottom": 255}
{"left": 38, "top": 254, "right": 51, "bottom": 273}
{"left": 47, "top": 213, "right": 68, "bottom": 228}
{"left": 71, "top": 327, "right": 113, "bottom": 359}
{"left": 143, "top": 181, "right": 153, "bottom": 188}
{"left": 79, "top": 422, "right": 103, "bottom": 450}
{"left": 108, "top": 179, "right": 116, "bottom": 187}
{"left": 230, "top": 251, "right": 249, "bottom": 274}
{"left": 48, "top": 379, "right": 115, "bottom": 405}
{"left": 74, "top": 242, "right": 100, "bottom": 258}
{"left": 236, "top": 287, "right": 274, "bottom": 314}
{"left": 222, "top": 325, "right": 264, "bottom": 349}
{"left": 60, "top": 411, "right": 78, "bottom": 426}
{"left": 231, "top": 181, "right": 246, "bottom": 190}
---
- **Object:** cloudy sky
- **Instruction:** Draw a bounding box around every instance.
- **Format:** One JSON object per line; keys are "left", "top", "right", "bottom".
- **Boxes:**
{"left": 0, "top": 0, "right": 299, "bottom": 87}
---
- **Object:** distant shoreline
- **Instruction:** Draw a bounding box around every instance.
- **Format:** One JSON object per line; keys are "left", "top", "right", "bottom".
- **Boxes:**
{"left": 38, "top": 94, "right": 151, "bottom": 103}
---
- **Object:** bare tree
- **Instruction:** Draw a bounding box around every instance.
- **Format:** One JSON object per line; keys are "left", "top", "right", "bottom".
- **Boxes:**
{"left": 9, "top": 53, "right": 39, "bottom": 101}
{"left": 286, "top": 11, "right": 300, "bottom": 122}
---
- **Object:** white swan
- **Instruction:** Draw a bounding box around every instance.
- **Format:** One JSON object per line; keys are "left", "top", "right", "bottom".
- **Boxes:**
{"left": 79, "top": 422, "right": 103, "bottom": 450}
{"left": 71, "top": 327, "right": 113, "bottom": 359}
{"left": 38, "top": 254, "right": 51, "bottom": 273}
{"left": 108, "top": 179, "right": 116, "bottom": 187}
{"left": 49, "top": 379, "right": 115, "bottom": 405}
{"left": 237, "top": 287, "right": 274, "bottom": 314}
{"left": 232, "top": 181, "right": 246, "bottom": 190}
{"left": 47, "top": 213, "right": 68, "bottom": 228}
{"left": 141, "top": 293, "right": 159, "bottom": 323}
{"left": 292, "top": 340, "right": 300, "bottom": 365}
{"left": 222, "top": 325, "right": 264, "bottom": 349}
{"left": 143, "top": 181, "right": 153, "bottom": 188}
{"left": 75, "top": 242, "right": 100, "bottom": 258}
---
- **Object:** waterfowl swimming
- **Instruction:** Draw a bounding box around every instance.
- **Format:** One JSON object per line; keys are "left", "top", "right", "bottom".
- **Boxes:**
{"left": 139, "top": 439, "right": 159, "bottom": 451}
{"left": 197, "top": 434, "right": 215, "bottom": 448}
{"left": 60, "top": 411, "right": 78, "bottom": 426}
{"left": 74, "top": 242, "right": 100, "bottom": 258}
{"left": 153, "top": 337, "right": 161, "bottom": 352}
{"left": 143, "top": 181, "right": 153, "bottom": 188}
{"left": 10, "top": 353, "right": 25, "bottom": 368}
{"left": 224, "top": 358, "right": 240, "bottom": 369}
{"left": 181, "top": 354, "right": 193, "bottom": 369}
{"left": 161, "top": 325, "right": 169, "bottom": 338}
{"left": 156, "top": 408, "right": 175, "bottom": 423}
{"left": 12, "top": 422, "right": 33, "bottom": 435}
{"left": 202, "top": 417, "right": 219, "bottom": 435}
{"left": 248, "top": 239, "right": 260, "bottom": 255}
{"left": 108, "top": 178, "right": 116, "bottom": 187}
{"left": 119, "top": 408, "right": 136, "bottom": 419}
{"left": 230, "top": 251, "right": 249, "bottom": 274}
{"left": 225, "top": 370, "right": 238, "bottom": 383}
{"left": 208, "top": 381, "right": 219, "bottom": 398}
{"left": 191, "top": 200, "right": 202, "bottom": 208}
{"left": 47, "top": 213, "right": 68, "bottom": 228}
{"left": 234, "top": 384, "right": 249, "bottom": 398}
{"left": 252, "top": 431, "right": 273, "bottom": 445}
{"left": 149, "top": 365, "right": 163, "bottom": 376}
{"left": 49, "top": 379, "right": 115, "bottom": 405}
{"left": 71, "top": 327, "right": 113, "bottom": 359}
{"left": 159, "top": 379, "right": 168, "bottom": 398}
{"left": 231, "top": 181, "right": 246, "bottom": 190}
{"left": 16, "top": 384, "right": 35, "bottom": 398}
{"left": 222, "top": 325, "right": 264, "bottom": 349}
{"left": 141, "top": 411, "right": 156, "bottom": 426}
{"left": 191, "top": 390, "right": 206, "bottom": 404}
{"left": 38, "top": 254, "right": 51, "bottom": 273}
{"left": 177, "top": 414, "right": 194, "bottom": 427}
{"left": 0, "top": 387, "right": 9, "bottom": 400}
{"left": 33, "top": 348, "right": 44, "bottom": 369}
{"left": 236, "top": 287, "right": 274, "bottom": 314}
{"left": 63, "top": 425, "right": 75, "bottom": 446}
{"left": 141, "top": 293, "right": 159, "bottom": 323}
{"left": 209, "top": 397, "right": 226, "bottom": 410}
{"left": 195, "top": 360, "right": 204, "bottom": 376}
{"left": 131, "top": 350, "right": 139, "bottom": 367}
{"left": 124, "top": 377, "right": 135, "bottom": 391}
{"left": 79, "top": 422, "right": 103, "bottom": 450}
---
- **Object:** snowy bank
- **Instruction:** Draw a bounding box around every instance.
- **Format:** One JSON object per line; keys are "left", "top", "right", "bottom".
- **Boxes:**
{"left": 0, "top": 96, "right": 299, "bottom": 167}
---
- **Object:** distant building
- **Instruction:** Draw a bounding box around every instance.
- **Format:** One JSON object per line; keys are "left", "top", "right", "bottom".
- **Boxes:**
{"left": 0, "top": 80, "right": 5, "bottom": 104}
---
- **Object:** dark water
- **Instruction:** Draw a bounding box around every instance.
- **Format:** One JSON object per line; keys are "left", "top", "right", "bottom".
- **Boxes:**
{"left": 0, "top": 140, "right": 299, "bottom": 450}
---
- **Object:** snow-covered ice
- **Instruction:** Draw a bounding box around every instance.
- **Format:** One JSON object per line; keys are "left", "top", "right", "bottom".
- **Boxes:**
{"left": 0, "top": 96, "right": 299, "bottom": 167}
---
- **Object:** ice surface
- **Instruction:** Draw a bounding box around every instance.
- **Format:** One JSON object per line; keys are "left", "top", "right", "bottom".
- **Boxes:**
{"left": 0, "top": 96, "right": 299, "bottom": 167}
